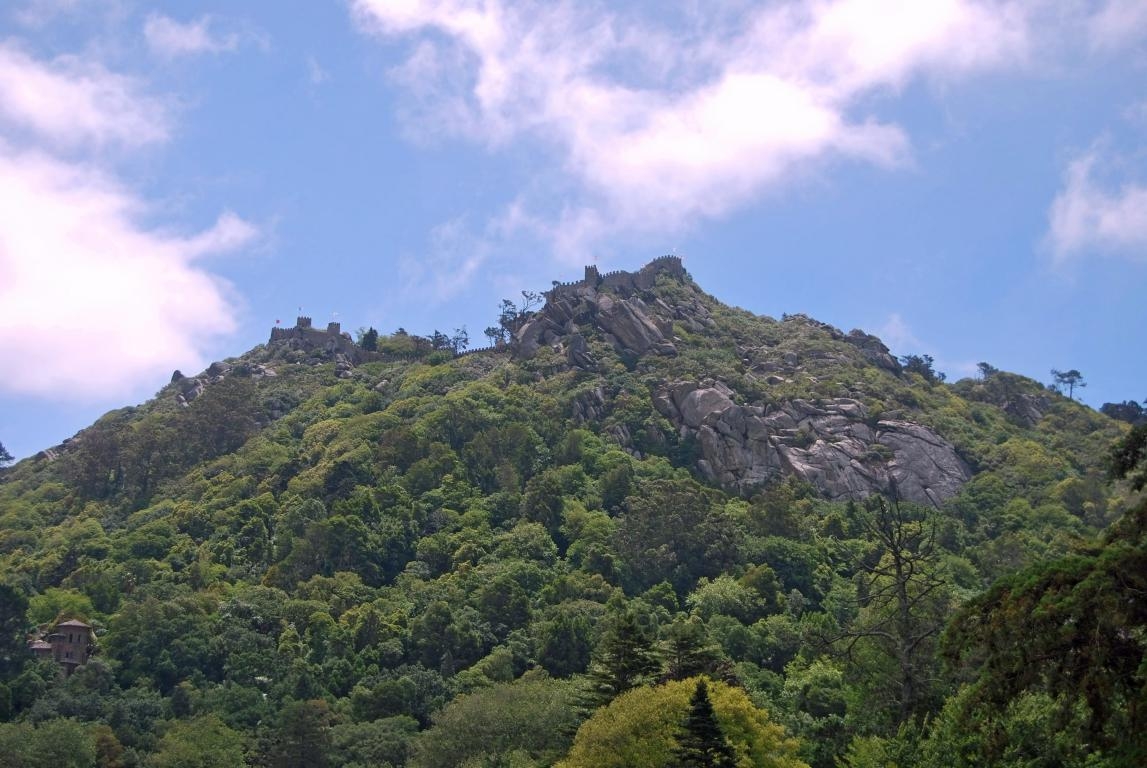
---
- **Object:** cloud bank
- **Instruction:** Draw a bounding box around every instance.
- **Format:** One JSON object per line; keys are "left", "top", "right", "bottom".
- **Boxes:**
{"left": 353, "top": 0, "right": 1033, "bottom": 258}
{"left": 144, "top": 13, "right": 240, "bottom": 59}
{"left": 0, "top": 41, "right": 256, "bottom": 399}
{"left": 0, "top": 42, "right": 170, "bottom": 148}
{"left": 1048, "top": 146, "right": 1147, "bottom": 262}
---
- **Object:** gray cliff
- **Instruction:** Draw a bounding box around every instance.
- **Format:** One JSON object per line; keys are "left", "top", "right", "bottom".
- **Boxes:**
{"left": 654, "top": 382, "right": 970, "bottom": 507}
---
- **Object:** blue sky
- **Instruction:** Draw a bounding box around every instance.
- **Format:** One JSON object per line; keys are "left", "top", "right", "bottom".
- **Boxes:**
{"left": 2, "top": 0, "right": 1146, "bottom": 460}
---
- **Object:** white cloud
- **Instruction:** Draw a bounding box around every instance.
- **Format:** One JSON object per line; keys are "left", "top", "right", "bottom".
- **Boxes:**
{"left": 401, "top": 215, "right": 490, "bottom": 301}
{"left": 10, "top": 0, "right": 100, "bottom": 27}
{"left": 1047, "top": 146, "right": 1147, "bottom": 262}
{"left": 874, "top": 312, "right": 975, "bottom": 379}
{"left": 0, "top": 42, "right": 257, "bottom": 400}
{"left": 1088, "top": 0, "right": 1147, "bottom": 51}
{"left": 352, "top": 0, "right": 1033, "bottom": 257}
{"left": 144, "top": 13, "right": 239, "bottom": 59}
{"left": 876, "top": 312, "right": 924, "bottom": 355}
{"left": 0, "top": 146, "right": 256, "bottom": 398}
{"left": 0, "top": 41, "right": 170, "bottom": 148}
{"left": 1124, "top": 99, "right": 1147, "bottom": 127}
{"left": 306, "top": 55, "right": 329, "bottom": 86}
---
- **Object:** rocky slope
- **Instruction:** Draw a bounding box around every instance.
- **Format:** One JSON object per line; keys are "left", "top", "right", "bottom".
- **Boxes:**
{"left": 17, "top": 256, "right": 1101, "bottom": 514}
{"left": 507, "top": 257, "right": 969, "bottom": 506}
{"left": 0, "top": 254, "right": 1127, "bottom": 768}
{"left": 653, "top": 383, "right": 970, "bottom": 506}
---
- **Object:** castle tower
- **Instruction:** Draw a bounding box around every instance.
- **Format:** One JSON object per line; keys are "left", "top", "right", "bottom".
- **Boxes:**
{"left": 585, "top": 264, "right": 600, "bottom": 285}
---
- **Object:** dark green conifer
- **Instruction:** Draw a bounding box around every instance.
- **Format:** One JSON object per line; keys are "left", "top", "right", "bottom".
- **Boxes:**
{"left": 584, "top": 609, "right": 660, "bottom": 704}
{"left": 674, "top": 679, "right": 737, "bottom": 768}
{"left": 661, "top": 616, "right": 726, "bottom": 682}
{"left": 359, "top": 326, "right": 379, "bottom": 351}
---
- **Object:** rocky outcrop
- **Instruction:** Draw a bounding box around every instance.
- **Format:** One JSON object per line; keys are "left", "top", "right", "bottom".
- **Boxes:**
{"left": 571, "top": 387, "right": 608, "bottom": 424}
{"left": 654, "top": 382, "right": 970, "bottom": 506}
{"left": 844, "top": 329, "right": 901, "bottom": 373}
{"left": 514, "top": 290, "right": 678, "bottom": 362}
{"left": 595, "top": 294, "right": 677, "bottom": 356}
{"left": 511, "top": 258, "right": 698, "bottom": 365}
{"left": 175, "top": 377, "right": 205, "bottom": 406}
{"left": 171, "top": 360, "right": 276, "bottom": 407}
{"left": 566, "top": 334, "right": 595, "bottom": 369}
{"left": 1001, "top": 392, "right": 1050, "bottom": 427}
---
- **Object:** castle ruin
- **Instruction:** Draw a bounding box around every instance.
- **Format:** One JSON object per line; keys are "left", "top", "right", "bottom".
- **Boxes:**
{"left": 548, "top": 255, "right": 685, "bottom": 300}
{"left": 268, "top": 316, "right": 377, "bottom": 361}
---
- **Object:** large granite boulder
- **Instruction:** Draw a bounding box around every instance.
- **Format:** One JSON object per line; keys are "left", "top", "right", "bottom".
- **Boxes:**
{"left": 512, "top": 261, "right": 686, "bottom": 361}
{"left": 594, "top": 294, "right": 676, "bottom": 356}
{"left": 655, "top": 383, "right": 970, "bottom": 506}
{"left": 844, "top": 329, "right": 901, "bottom": 373}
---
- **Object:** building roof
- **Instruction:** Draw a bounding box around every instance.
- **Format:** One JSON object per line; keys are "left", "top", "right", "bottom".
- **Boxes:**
{"left": 29, "top": 640, "right": 52, "bottom": 649}
{"left": 56, "top": 619, "right": 91, "bottom": 628}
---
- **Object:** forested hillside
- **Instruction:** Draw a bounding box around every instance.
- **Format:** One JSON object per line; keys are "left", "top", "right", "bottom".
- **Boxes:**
{"left": 0, "top": 258, "right": 1141, "bottom": 767}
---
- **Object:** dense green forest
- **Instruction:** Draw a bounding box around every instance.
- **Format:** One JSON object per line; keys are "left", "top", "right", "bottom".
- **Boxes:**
{"left": 1, "top": 259, "right": 1143, "bottom": 767}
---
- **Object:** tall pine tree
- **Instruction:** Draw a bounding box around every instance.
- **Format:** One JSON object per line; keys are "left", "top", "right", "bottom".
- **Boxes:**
{"left": 661, "top": 616, "right": 727, "bottom": 683}
{"left": 585, "top": 609, "right": 660, "bottom": 705}
{"left": 674, "top": 678, "right": 737, "bottom": 768}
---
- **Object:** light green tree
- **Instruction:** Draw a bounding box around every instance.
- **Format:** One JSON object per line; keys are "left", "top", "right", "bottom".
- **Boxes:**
{"left": 151, "top": 715, "right": 246, "bottom": 768}
{"left": 558, "top": 677, "right": 807, "bottom": 768}
{"left": 410, "top": 677, "right": 580, "bottom": 768}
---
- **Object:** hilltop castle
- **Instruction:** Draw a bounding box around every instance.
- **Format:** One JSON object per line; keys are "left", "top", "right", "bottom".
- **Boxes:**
{"left": 548, "top": 254, "right": 685, "bottom": 299}
{"left": 265, "top": 256, "right": 687, "bottom": 363}
{"left": 268, "top": 316, "right": 384, "bottom": 363}
{"left": 269, "top": 316, "right": 354, "bottom": 351}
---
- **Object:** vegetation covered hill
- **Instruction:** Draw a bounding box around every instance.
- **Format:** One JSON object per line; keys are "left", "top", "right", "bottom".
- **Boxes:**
{"left": 0, "top": 257, "right": 1141, "bottom": 767}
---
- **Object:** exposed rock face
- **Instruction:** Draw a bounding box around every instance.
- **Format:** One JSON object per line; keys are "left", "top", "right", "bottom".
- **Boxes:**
{"left": 654, "top": 382, "right": 970, "bottom": 506}
{"left": 175, "top": 376, "right": 205, "bottom": 407}
{"left": 512, "top": 257, "right": 699, "bottom": 365}
{"left": 595, "top": 294, "right": 675, "bottom": 356}
{"left": 1002, "top": 393, "right": 1050, "bottom": 427}
{"left": 571, "top": 387, "right": 608, "bottom": 424}
{"left": 172, "top": 360, "right": 276, "bottom": 407}
{"left": 844, "top": 329, "right": 901, "bottom": 373}
{"left": 566, "top": 334, "right": 595, "bottom": 369}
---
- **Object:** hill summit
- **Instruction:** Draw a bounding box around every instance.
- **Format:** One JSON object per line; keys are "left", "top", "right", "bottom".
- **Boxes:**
{"left": 27, "top": 255, "right": 1105, "bottom": 510}
{"left": 0, "top": 254, "right": 1132, "bottom": 767}
{"left": 496, "top": 257, "right": 969, "bottom": 506}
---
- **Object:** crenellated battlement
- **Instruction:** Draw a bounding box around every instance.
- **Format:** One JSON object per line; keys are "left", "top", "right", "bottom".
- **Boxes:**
{"left": 547, "top": 255, "right": 686, "bottom": 299}
{"left": 647, "top": 254, "right": 682, "bottom": 269}
{"left": 455, "top": 343, "right": 503, "bottom": 357}
{"left": 267, "top": 256, "right": 686, "bottom": 367}
{"left": 269, "top": 316, "right": 360, "bottom": 359}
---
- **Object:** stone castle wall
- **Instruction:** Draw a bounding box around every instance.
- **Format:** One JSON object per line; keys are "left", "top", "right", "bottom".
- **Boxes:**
{"left": 548, "top": 255, "right": 685, "bottom": 300}
{"left": 266, "top": 258, "right": 685, "bottom": 363}
{"left": 269, "top": 316, "right": 363, "bottom": 358}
